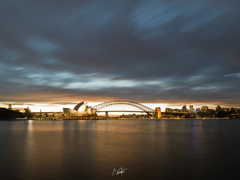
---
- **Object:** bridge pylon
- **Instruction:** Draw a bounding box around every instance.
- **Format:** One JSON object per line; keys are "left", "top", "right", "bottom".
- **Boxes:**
{"left": 105, "top": 111, "right": 109, "bottom": 118}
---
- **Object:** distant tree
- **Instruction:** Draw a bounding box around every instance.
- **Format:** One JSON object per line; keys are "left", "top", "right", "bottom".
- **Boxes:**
{"left": 23, "top": 108, "right": 33, "bottom": 119}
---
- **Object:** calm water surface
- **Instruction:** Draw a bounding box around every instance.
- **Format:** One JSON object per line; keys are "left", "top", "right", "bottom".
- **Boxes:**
{"left": 0, "top": 119, "right": 240, "bottom": 180}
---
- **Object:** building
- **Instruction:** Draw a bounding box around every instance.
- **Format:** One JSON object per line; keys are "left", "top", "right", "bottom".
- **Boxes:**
{"left": 32, "top": 112, "right": 64, "bottom": 118}
{"left": 201, "top": 106, "right": 208, "bottom": 113}
{"left": 196, "top": 108, "right": 200, "bottom": 112}
{"left": 165, "top": 108, "right": 173, "bottom": 113}
{"left": 182, "top": 105, "right": 187, "bottom": 112}
{"left": 173, "top": 109, "right": 181, "bottom": 113}
{"left": 189, "top": 105, "right": 193, "bottom": 111}
{"left": 63, "top": 102, "right": 96, "bottom": 116}
{"left": 216, "top": 105, "right": 221, "bottom": 112}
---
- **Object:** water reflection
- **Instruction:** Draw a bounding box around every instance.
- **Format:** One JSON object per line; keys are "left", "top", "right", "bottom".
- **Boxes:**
{"left": 0, "top": 119, "right": 240, "bottom": 179}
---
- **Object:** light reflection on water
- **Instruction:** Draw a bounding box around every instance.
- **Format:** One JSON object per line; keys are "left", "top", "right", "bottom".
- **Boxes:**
{"left": 0, "top": 119, "right": 240, "bottom": 179}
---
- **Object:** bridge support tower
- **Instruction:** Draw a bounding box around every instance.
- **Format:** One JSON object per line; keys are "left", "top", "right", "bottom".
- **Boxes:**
{"left": 155, "top": 107, "right": 161, "bottom": 118}
{"left": 105, "top": 111, "right": 109, "bottom": 118}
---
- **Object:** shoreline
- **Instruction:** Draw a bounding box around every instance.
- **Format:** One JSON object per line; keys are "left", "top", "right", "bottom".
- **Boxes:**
{"left": 1, "top": 118, "right": 239, "bottom": 121}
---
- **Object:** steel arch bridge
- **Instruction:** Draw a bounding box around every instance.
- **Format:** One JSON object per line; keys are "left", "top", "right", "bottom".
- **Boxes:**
{"left": 92, "top": 100, "right": 154, "bottom": 113}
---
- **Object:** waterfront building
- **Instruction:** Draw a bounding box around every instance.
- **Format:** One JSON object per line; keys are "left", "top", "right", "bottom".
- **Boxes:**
{"left": 189, "top": 105, "right": 193, "bottom": 111}
{"left": 221, "top": 108, "right": 226, "bottom": 112}
{"left": 165, "top": 108, "right": 173, "bottom": 113}
{"left": 63, "top": 102, "right": 96, "bottom": 116}
{"left": 231, "top": 107, "right": 238, "bottom": 113}
{"left": 173, "top": 109, "right": 181, "bottom": 113}
{"left": 182, "top": 105, "right": 187, "bottom": 112}
{"left": 201, "top": 106, "right": 208, "bottom": 113}
{"left": 196, "top": 108, "right": 200, "bottom": 112}
{"left": 32, "top": 112, "right": 64, "bottom": 118}
{"left": 216, "top": 105, "right": 221, "bottom": 112}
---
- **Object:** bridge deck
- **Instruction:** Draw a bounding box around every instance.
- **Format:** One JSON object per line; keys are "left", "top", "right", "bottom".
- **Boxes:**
{"left": 97, "top": 111, "right": 154, "bottom": 113}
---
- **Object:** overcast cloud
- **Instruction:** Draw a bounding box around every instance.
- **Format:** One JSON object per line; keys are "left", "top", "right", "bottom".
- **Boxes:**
{"left": 0, "top": 0, "right": 240, "bottom": 107}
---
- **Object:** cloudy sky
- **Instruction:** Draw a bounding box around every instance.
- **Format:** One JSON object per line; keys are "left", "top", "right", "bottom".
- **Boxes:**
{"left": 0, "top": 0, "right": 240, "bottom": 111}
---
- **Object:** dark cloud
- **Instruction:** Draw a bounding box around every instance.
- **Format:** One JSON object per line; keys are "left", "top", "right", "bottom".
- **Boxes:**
{"left": 0, "top": 0, "right": 240, "bottom": 107}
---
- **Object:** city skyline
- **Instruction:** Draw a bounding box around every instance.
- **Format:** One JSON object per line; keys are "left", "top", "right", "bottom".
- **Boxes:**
{"left": 1, "top": 0, "right": 240, "bottom": 109}
{"left": 1, "top": 101, "right": 238, "bottom": 113}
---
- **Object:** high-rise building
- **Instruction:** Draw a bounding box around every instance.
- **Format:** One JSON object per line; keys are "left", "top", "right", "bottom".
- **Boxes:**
{"left": 216, "top": 105, "right": 221, "bottom": 112}
{"left": 231, "top": 107, "right": 237, "bottom": 113}
{"left": 201, "top": 106, "right": 208, "bottom": 113}
{"left": 189, "top": 105, "right": 193, "bottom": 111}
{"left": 182, "top": 105, "right": 187, "bottom": 111}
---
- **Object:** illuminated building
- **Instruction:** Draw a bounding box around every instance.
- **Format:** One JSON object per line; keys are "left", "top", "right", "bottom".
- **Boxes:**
{"left": 189, "top": 105, "right": 193, "bottom": 111}
{"left": 165, "top": 108, "right": 173, "bottom": 112}
{"left": 155, "top": 107, "right": 161, "bottom": 118}
{"left": 216, "top": 105, "right": 221, "bottom": 112}
{"left": 63, "top": 102, "right": 96, "bottom": 116}
{"left": 201, "top": 106, "right": 208, "bottom": 113}
{"left": 173, "top": 109, "right": 181, "bottom": 113}
{"left": 182, "top": 105, "right": 187, "bottom": 112}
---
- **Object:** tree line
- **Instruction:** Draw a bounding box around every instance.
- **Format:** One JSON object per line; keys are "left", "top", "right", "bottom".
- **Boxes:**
{"left": 0, "top": 108, "right": 33, "bottom": 120}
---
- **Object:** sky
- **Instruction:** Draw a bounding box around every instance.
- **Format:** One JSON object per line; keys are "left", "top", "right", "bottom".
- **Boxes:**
{"left": 0, "top": 0, "right": 240, "bottom": 112}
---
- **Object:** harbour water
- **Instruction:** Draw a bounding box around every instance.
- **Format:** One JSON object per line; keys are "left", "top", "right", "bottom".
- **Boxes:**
{"left": 0, "top": 119, "right": 240, "bottom": 180}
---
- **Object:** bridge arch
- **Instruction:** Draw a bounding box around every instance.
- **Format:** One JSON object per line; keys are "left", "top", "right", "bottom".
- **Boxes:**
{"left": 92, "top": 100, "right": 154, "bottom": 113}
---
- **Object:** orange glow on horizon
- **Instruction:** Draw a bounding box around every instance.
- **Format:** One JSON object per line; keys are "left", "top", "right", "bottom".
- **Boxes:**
{"left": 1, "top": 101, "right": 238, "bottom": 114}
